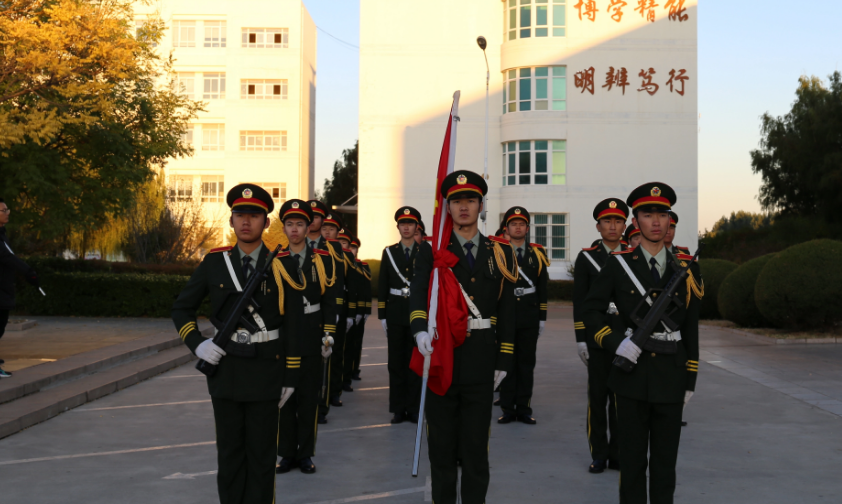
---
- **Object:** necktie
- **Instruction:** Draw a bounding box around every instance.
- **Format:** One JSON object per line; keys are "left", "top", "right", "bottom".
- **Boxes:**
{"left": 517, "top": 247, "right": 523, "bottom": 262}
{"left": 464, "top": 242, "right": 475, "bottom": 269}
{"left": 405, "top": 247, "right": 411, "bottom": 262}
{"left": 242, "top": 256, "right": 255, "bottom": 279}
{"left": 649, "top": 257, "right": 660, "bottom": 283}
{"left": 309, "top": 240, "right": 316, "bottom": 250}
{"left": 293, "top": 254, "right": 301, "bottom": 271}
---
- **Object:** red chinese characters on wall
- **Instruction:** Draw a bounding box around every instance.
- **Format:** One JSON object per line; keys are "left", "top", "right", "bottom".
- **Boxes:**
{"left": 666, "top": 68, "right": 688, "bottom": 95}
{"left": 602, "top": 67, "right": 630, "bottom": 94}
{"left": 637, "top": 68, "right": 659, "bottom": 95}
{"left": 571, "top": 0, "right": 690, "bottom": 23}
{"left": 664, "top": 0, "right": 689, "bottom": 22}
{"left": 634, "top": 0, "right": 659, "bottom": 22}
{"left": 574, "top": 67, "right": 596, "bottom": 95}
{"left": 574, "top": 67, "right": 690, "bottom": 96}
{"left": 574, "top": 0, "right": 599, "bottom": 22}
{"left": 607, "top": 0, "right": 628, "bottom": 22}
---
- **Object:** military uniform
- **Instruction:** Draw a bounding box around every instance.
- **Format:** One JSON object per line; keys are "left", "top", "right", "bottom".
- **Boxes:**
{"left": 379, "top": 206, "right": 423, "bottom": 422}
{"left": 274, "top": 200, "right": 338, "bottom": 474}
{"left": 350, "top": 243, "right": 372, "bottom": 382}
{"left": 498, "top": 207, "right": 549, "bottom": 423}
{"left": 172, "top": 184, "right": 295, "bottom": 504}
{"left": 410, "top": 170, "right": 518, "bottom": 504}
{"left": 337, "top": 230, "right": 363, "bottom": 394}
{"left": 583, "top": 183, "right": 702, "bottom": 504}
{"left": 666, "top": 211, "right": 691, "bottom": 255}
{"left": 573, "top": 198, "right": 630, "bottom": 472}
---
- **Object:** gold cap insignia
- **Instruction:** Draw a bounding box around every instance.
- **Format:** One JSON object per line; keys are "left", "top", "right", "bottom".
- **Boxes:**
{"left": 310, "top": 201, "right": 317, "bottom": 207}
{"left": 242, "top": 188, "right": 253, "bottom": 198}
{"left": 456, "top": 174, "right": 468, "bottom": 185}
{"left": 326, "top": 214, "right": 332, "bottom": 220}
{"left": 291, "top": 201, "right": 299, "bottom": 209}
{"left": 404, "top": 209, "right": 411, "bottom": 215}
{"left": 609, "top": 201, "right": 617, "bottom": 208}
{"left": 651, "top": 187, "right": 661, "bottom": 197}
{"left": 514, "top": 208, "right": 521, "bottom": 214}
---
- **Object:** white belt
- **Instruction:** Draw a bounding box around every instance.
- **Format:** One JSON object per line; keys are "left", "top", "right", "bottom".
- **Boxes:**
{"left": 514, "top": 287, "right": 536, "bottom": 296}
{"left": 225, "top": 328, "right": 280, "bottom": 344}
{"left": 389, "top": 287, "right": 411, "bottom": 298}
{"left": 649, "top": 330, "right": 682, "bottom": 342}
{"left": 304, "top": 303, "right": 321, "bottom": 314}
{"left": 468, "top": 318, "right": 493, "bottom": 330}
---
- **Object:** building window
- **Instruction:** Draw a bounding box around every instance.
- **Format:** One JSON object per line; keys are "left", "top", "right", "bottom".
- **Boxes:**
{"left": 181, "top": 125, "right": 194, "bottom": 146}
{"left": 241, "top": 79, "right": 287, "bottom": 100}
{"left": 504, "top": 66, "right": 566, "bottom": 113}
{"left": 201, "top": 175, "right": 225, "bottom": 203}
{"left": 506, "top": 0, "right": 566, "bottom": 41}
{"left": 239, "top": 131, "right": 286, "bottom": 151}
{"left": 241, "top": 28, "right": 289, "bottom": 48}
{"left": 176, "top": 73, "right": 195, "bottom": 98}
{"left": 502, "top": 140, "right": 566, "bottom": 186}
{"left": 202, "top": 73, "right": 226, "bottom": 99}
{"left": 203, "top": 21, "right": 227, "bottom": 48}
{"left": 202, "top": 124, "right": 225, "bottom": 151}
{"left": 170, "top": 175, "right": 194, "bottom": 200}
{"left": 531, "top": 213, "right": 568, "bottom": 260}
{"left": 253, "top": 182, "right": 286, "bottom": 204}
{"left": 173, "top": 21, "right": 196, "bottom": 47}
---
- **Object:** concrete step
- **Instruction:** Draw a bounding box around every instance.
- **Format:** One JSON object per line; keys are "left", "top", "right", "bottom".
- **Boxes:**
{"left": 0, "top": 345, "right": 197, "bottom": 439}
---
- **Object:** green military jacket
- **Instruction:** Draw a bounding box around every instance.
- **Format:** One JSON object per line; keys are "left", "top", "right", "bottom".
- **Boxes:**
{"left": 582, "top": 247, "right": 702, "bottom": 403}
{"left": 573, "top": 241, "right": 627, "bottom": 346}
{"left": 336, "top": 246, "right": 360, "bottom": 317}
{"left": 357, "top": 260, "right": 373, "bottom": 316}
{"left": 378, "top": 241, "right": 421, "bottom": 327}
{"left": 275, "top": 246, "right": 338, "bottom": 356}
{"left": 409, "top": 231, "right": 518, "bottom": 384}
{"left": 313, "top": 237, "right": 346, "bottom": 310}
{"left": 510, "top": 242, "right": 550, "bottom": 329}
{"left": 171, "top": 243, "right": 298, "bottom": 401}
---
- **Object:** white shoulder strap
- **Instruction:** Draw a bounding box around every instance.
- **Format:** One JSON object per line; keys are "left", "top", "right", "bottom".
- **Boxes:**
{"left": 223, "top": 251, "right": 267, "bottom": 333}
{"left": 615, "top": 254, "right": 653, "bottom": 307}
{"left": 583, "top": 250, "right": 601, "bottom": 272}
{"left": 385, "top": 246, "right": 410, "bottom": 286}
{"left": 517, "top": 267, "right": 535, "bottom": 288}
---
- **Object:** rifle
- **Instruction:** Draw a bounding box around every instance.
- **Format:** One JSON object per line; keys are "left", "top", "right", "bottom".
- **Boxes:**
{"left": 196, "top": 244, "right": 283, "bottom": 377}
{"left": 613, "top": 244, "right": 703, "bottom": 373}
{"left": 321, "top": 335, "right": 334, "bottom": 400}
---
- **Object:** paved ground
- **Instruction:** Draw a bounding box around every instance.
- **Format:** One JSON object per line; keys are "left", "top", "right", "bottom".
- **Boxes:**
{"left": 0, "top": 307, "right": 840, "bottom": 503}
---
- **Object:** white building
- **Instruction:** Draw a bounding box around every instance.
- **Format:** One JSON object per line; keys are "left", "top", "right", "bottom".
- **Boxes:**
{"left": 135, "top": 0, "right": 316, "bottom": 234}
{"left": 359, "top": 0, "right": 697, "bottom": 277}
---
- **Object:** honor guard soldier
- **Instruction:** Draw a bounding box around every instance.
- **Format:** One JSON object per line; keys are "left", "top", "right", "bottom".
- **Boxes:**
{"left": 337, "top": 229, "right": 363, "bottom": 393}
{"left": 573, "top": 198, "right": 629, "bottom": 474}
{"left": 666, "top": 211, "right": 690, "bottom": 255}
{"left": 497, "top": 206, "right": 549, "bottom": 425}
{"left": 349, "top": 236, "right": 372, "bottom": 382}
{"left": 275, "top": 200, "right": 338, "bottom": 475}
{"left": 378, "top": 206, "right": 423, "bottom": 423}
{"left": 625, "top": 225, "right": 642, "bottom": 249}
{"left": 411, "top": 170, "right": 518, "bottom": 504}
{"left": 172, "top": 184, "right": 297, "bottom": 504}
{"left": 583, "top": 182, "right": 702, "bottom": 504}
{"left": 413, "top": 219, "right": 426, "bottom": 246}
{"left": 325, "top": 221, "right": 359, "bottom": 402}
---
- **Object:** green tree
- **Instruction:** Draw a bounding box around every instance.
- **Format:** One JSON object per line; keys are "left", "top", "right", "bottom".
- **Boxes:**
{"left": 0, "top": 0, "right": 202, "bottom": 254}
{"left": 751, "top": 72, "right": 842, "bottom": 221}
{"left": 707, "top": 211, "right": 774, "bottom": 237}
{"left": 317, "top": 140, "right": 358, "bottom": 235}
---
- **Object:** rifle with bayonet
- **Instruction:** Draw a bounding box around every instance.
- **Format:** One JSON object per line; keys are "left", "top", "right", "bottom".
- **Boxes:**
{"left": 196, "top": 244, "right": 283, "bottom": 377}
{"left": 613, "top": 243, "right": 703, "bottom": 373}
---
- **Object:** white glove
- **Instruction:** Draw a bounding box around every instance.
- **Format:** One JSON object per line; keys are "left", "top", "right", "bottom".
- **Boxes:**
{"left": 577, "top": 342, "right": 589, "bottom": 366}
{"left": 616, "top": 337, "right": 642, "bottom": 363}
{"left": 321, "top": 335, "right": 334, "bottom": 359}
{"left": 381, "top": 319, "right": 388, "bottom": 333}
{"left": 321, "top": 345, "right": 333, "bottom": 358}
{"left": 415, "top": 331, "right": 433, "bottom": 356}
{"left": 684, "top": 390, "right": 694, "bottom": 406}
{"left": 539, "top": 321, "right": 545, "bottom": 337}
{"left": 346, "top": 317, "right": 354, "bottom": 332}
{"left": 355, "top": 314, "right": 363, "bottom": 325}
{"left": 196, "top": 339, "right": 226, "bottom": 365}
{"left": 336, "top": 314, "right": 340, "bottom": 324}
{"left": 278, "top": 387, "right": 295, "bottom": 409}
{"left": 493, "top": 370, "right": 507, "bottom": 390}
{"left": 363, "top": 314, "right": 369, "bottom": 322}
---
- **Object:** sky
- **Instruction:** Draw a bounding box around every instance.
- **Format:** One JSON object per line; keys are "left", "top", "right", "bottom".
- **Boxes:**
{"left": 303, "top": 0, "right": 842, "bottom": 232}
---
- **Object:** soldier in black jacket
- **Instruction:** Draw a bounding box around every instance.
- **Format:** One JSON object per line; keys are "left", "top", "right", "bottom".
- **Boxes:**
{"left": 275, "top": 200, "right": 338, "bottom": 475}
{"left": 349, "top": 236, "right": 371, "bottom": 382}
{"left": 378, "top": 206, "right": 423, "bottom": 423}
{"left": 0, "top": 198, "right": 40, "bottom": 378}
{"left": 497, "top": 206, "right": 549, "bottom": 425}
{"left": 573, "top": 198, "right": 629, "bottom": 474}
{"left": 410, "top": 170, "right": 518, "bottom": 504}
{"left": 325, "top": 220, "right": 359, "bottom": 403}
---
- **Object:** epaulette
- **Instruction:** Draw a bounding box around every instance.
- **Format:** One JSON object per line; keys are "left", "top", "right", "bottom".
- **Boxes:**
{"left": 356, "top": 258, "right": 362, "bottom": 263}
{"left": 582, "top": 246, "right": 599, "bottom": 251}
{"left": 209, "top": 246, "right": 233, "bottom": 254}
{"left": 327, "top": 238, "right": 341, "bottom": 243}
{"left": 676, "top": 253, "right": 694, "bottom": 261}
{"left": 612, "top": 249, "right": 635, "bottom": 255}
{"left": 276, "top": 251, "right": 291, "bottom": 258}
{"left": 530, "top": 243, "right": 545, "bottom": 249}
{"left": 676, "top": 246, "right": 690, "bottom": 253}
{"left": 313, "top": 249, "right": 329, "bottom": 256}
{"left": 489, "top": 235, "right": 510, "bottom": 245}
{"left": 423, "top": 236, "right": 432, "bottom": 242}
{"left": 361, "top": 261, "right": 368, "bottom": 266}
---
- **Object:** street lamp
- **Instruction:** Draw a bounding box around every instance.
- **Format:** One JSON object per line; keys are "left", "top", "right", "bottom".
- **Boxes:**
{"left": 477, "top": 35, "right": 489, "bottom": 234}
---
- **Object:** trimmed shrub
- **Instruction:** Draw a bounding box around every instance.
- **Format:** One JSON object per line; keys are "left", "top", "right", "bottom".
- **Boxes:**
{"left": 697, "top": 259, "right": 738, "bottom": 319}
{"left": 717, "top": 254, "right": 775, "bottom": 327}
{"left": 13, "top": 272, "right": 209, "bottom": 318}
{"left": 548, "top": 280, "right": 574, "bottom": 301}
{"left": 755, "top": 239, "right": 842, "bottom": 329}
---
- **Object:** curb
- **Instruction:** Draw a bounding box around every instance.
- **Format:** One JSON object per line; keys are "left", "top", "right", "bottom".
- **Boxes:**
{"left": 5, "top": 320, "right": 37, "bottom": 331}
{"left": 702, "top": 323, "right": 840, "bottom": 345}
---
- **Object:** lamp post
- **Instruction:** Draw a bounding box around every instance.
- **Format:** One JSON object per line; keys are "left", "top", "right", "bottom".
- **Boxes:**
{"left": 477, "top": 36, "right": 489, "bottom": 234}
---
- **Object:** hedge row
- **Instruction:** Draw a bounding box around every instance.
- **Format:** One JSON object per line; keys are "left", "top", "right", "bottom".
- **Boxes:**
{"left": 718, "top": 254, "right": 774, "bottom": 327}
{"left": 21, "top": 256, "right": 198, "bottom": 276}
{"left": 697, "top": 259, "right": 738, "bottom": 319}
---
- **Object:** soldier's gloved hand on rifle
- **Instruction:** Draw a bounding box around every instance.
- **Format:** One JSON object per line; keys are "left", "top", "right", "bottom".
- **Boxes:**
{"left": 381, "top": 320, "right": 388, "bottom": 333}
{"left": 321, "top": 345, "right": 332, "bottom": 359}
{"left": 346, "top": 317, "right": 354, "bottom": 332}
{"left": 493, "top": 370, "right": 507, "bottom": 390}
{"left": 577, "top": 342, "right": 589, "bottom": 366}
{"left": 684, "top": 390, "right": 693, "bottom": 406}
{"left": 196, "top": 339, "right": 226, "bottom": 365}
{"left": 415, "top": 331, "right": 433, "bottom": 357}
{"left": 321, "top": 335, "right": 334, "bottom": 359}
{"left": 363, "top": 314, "right": 369, "bottom": 322}
{"left": 615, "top": 337, "right": 642, "bottom": 364}
{"left": 279, "top": 387, "right": 295, "bottom": 409}
{"left": 539, "top": 321, "right": 545, "bottom": 337}
{"left": 355, "top": 314, "right": 362, "bottom": 325}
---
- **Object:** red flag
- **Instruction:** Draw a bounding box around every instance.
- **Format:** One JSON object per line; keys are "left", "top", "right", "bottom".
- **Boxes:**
{"left": 410, "top": 92, "right": 469, "bottom": 396}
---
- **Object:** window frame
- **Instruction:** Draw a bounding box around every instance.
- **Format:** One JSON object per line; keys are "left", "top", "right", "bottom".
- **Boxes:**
{"left": 241, "top": 28, "right": 289, "bottom": 49}
{"left": 505, "top": 0, "right": 566, "bottom": 41}
{"left": 172, "top": 20, "right": 197, "bottom": 48}
{"left": 502, "top": 140, "right": 567, "bottom": 186}
{"left": 504, "top": 66, "right": 566, "bottom": 113}
{"left": 240, "top": 79, "right": 288, "bottom": 100}
{"left": 239, "top": 130, "right": 287, "bottom": 152}
{"left": 202, "top": 72, "right": 226, "bottom": 100}
{"left": 176, "top": 72, "right": 195, "bottom": 99}
{"left": 201, "top": 124, "right": 225, "bottom": 151}
{"left": 203, "top": 21, "right": 227, "bottom": 48}
{"left": 251, "top": 182, "right": 287, "bottom": 204}
{"left": 201, "top": 175, "right": 225, "bottom": 203}
{"left": 530, "top": 213, "right": 570, "bottom": 261}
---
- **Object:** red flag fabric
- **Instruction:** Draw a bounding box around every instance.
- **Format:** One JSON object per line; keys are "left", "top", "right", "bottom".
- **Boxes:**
{"left": 410, "top": 92, "right": 469, "bottom": 396}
